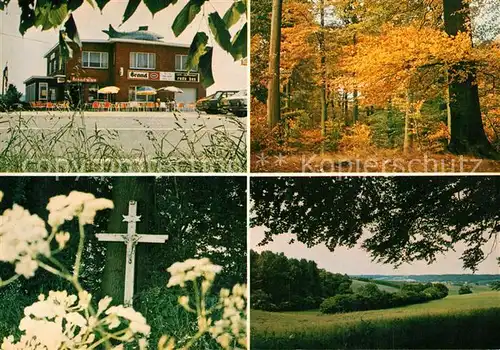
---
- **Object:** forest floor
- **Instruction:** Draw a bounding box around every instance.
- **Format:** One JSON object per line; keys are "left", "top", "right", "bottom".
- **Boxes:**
{"left": 251, "top": 291, "right": 500, "bottom": 349}
{"left": 250, "top": 150, "right": 500, "bottom": 173}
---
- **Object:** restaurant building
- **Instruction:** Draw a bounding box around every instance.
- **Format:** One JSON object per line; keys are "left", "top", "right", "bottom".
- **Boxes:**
{"left": 24, "top": 26, "right": 206, "bottom": 106}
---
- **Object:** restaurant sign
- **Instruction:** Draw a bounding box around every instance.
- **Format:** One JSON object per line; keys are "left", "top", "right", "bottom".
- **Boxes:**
{"left": 71, "top": 77, "right": 97, "bottom": 83}
{"left": 128, "top": 70, "right": 199, "bottom": 83}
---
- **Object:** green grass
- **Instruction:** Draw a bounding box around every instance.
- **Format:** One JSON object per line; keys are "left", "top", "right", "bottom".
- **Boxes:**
{"left": 446, "top": 284, "right": 492, "bottom": 295}
{"left": 251, "top": 291, "right": 500, "bottom": 349}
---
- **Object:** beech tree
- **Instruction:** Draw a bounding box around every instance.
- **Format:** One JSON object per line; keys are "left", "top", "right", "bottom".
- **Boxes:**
{"left": 443, "top": 0, "right": 497, "bottom": 158}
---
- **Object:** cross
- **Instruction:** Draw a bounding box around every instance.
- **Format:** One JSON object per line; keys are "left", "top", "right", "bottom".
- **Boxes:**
{"left": 96, "top": 200, "right": 169, "bottom": 306}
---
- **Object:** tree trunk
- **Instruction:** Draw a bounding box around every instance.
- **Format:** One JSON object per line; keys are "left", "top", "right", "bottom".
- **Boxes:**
{"left": 445, "top": 72, "right": 452, "bottom": 140}
{"left": 343, "top": 92, "right": 348, "bottom": 122}
{"left": 319, "top": 0, "right": 327, "bottom": 139}
{"left": 352, "top": 33, "right": 359, "bottom": 124}
{"left": 102, "top": 177, "right": 155, "bottom": 304}
{"left": 353, "top": 89, "right": 359, "bottom": 123}
{"left": 404, "top": 90, "right": 412, "bottom": 154}
{"left": 443, "top": 0, "right": 498, "bottom": 158}
{"left": 267, "top": 0, "right": 283, "bottom": 128}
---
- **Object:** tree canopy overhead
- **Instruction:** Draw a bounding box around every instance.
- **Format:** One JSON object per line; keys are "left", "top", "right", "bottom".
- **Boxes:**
{"left": 251, "top": 176, "right": 500, "bottom": 271}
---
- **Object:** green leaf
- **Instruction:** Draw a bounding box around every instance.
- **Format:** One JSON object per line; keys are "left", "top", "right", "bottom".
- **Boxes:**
{"left": 187, "top": 32, "right": 208, "bottom": 71}
{"left": 58, "top": 30, "right": 73, "bottom": 60}
{"left": 0, "top": 0, "right": 11, "bottom": 11}
{"left": 122, "top": 0, "right": 141, "bottom": 23}
{"left": 198, "top": 46, "right": 214, "bottom": 88}
{"left": 222, "top": 0, "right": 246, "bottom": 28}
{"left": 67, "top": 0, "right": 84, "bottom": 11}
{"left": 208, "top": 12, "right": 232, "bottom": 53}
{"left": 230, "top": 22, "right": 247, "bottom": 60}
{"left": 33, "top": 3, "right": 68, "bottom": 30}
{"left": 18, "top": 0, "right": 36, "bottom": 35}
{"left": 64, "top": 14, "right": 81, "bottom": 48}
{"left": 172, "top": 0, "right": 206, "bottom": 37}
{"left": 47, "top": 4, "right": 68, "bottom": 28}
{"left": 95, "top": 0, "right": 110, "bottom": 11}
{"left": 143, "top": 0, "right": 177, "bottom": 16}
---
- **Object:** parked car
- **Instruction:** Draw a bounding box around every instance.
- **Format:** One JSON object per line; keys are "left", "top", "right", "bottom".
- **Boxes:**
{"left": 221, "top": 90, "right": 247, "bottom": 117}
{"left": 196, "top": 90, "right": 239, "bottom": 114}
{"left": 0, "top": 101, "right": 32, "bottom": 112}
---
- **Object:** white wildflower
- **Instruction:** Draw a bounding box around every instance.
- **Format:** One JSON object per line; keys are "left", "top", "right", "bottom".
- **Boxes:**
{"left": 55, "top": 231, "right": 70, "bottom": 249}
{"left": 106, "top": 306, "right": 151, "bottom": 336}
{"left": 167, "top": 258, "right": 222, "bottom": 288}
{"left": 47, "top": 191, "right": 113, "bottom": 228}
{"left": 0, "top": 204, "right": 50, "bottom": 279}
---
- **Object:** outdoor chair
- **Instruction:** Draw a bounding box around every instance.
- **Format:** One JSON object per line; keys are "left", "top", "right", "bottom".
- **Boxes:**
{"left": 159, "top": 102, "right": 167, "bottom": 111}
{"left": 177, "top": 103, "right": 185, "bottom": 112}
{"left": 92, "top": 101, "right": 100, "bottom": 111}
{"left": 129, "top": 102, "right": 140, "bottom": 111}
{"left": 103, "top": 102, "right": 112, "bottom": 111}
{"left": 146, "top": 102, "right": 155, "bottom": 111}
{"left": 46, "top": 102, "right": 54, "bottom": 111}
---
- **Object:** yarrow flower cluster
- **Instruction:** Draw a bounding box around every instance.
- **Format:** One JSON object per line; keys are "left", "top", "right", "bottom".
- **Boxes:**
{"left": 47, "top": 191, "right": 114, "bottom": 229}
{"left": 167, "top": 258, "right": 223, "bottom": 288}
{"left": 1, "top": 291, "right": 150, "bottom": 350}
{"left": 0, "top": 191, "right": 50, "bottom": 278}
{"left": 209, "top": 284, "right": 247, "bottom": 349}
{"left": 165, "top": 258, "right": 248, "bottom": 350}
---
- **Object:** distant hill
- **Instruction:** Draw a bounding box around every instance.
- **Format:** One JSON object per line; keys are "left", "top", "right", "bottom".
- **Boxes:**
{"left": 354, "top": 274, "right": 500, "bottom": 285}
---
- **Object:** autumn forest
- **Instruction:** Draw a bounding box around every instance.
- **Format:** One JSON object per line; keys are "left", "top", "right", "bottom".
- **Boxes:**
{"left": 251, "top": 0, "right": 500, "bottom": 172}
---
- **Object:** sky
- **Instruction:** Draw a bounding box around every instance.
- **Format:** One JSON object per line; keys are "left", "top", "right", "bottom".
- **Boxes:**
{"left": 251, "top": 226, "right": 500, "bottom": 275}
{"left": 0, "top": 0, "right": 247, "bottom": 95}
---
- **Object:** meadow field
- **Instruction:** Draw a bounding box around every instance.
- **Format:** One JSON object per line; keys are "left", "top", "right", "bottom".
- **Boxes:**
{"left": 250, "top": 291, "right": 500, "bottom": 349}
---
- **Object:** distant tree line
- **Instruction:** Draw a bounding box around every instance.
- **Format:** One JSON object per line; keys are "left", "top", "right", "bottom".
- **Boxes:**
{"left": 354, "top": 277, "right": 402, "bottom": 289}
{"left": 320, "top": 282, "right": 449, "bottom": 314}
{"left": 490, "top": 281, "right": 500, "bottom": 291}
{"left": 250, "top": 250, "right": 352, "bottom": 311}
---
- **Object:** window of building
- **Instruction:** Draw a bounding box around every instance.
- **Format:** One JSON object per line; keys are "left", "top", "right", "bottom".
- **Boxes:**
{"left": 82, "top": 51, "right": 109, "bottom": 69}
{"left": 48, "top": 59, "right": 58, "bottom": 75}
{"left": 130, "top": 52, "right": 156, "bottom": 70}
{"left": 175, "top": 55, "right": 188, "bottom": 71}
{"left": 175, "top": 55, "right": 198, "bottom": 72}
{"left": 26, "top": 83, "right": 36, "bottom": 102}
{"left": 39, "top": 83, "right": 48, "bottom": 101}
{"left": 49, "top": 88, "right": 57, "bottom": 101}
{"left": 128, "top": 86, "right": 155, "bottom": 102}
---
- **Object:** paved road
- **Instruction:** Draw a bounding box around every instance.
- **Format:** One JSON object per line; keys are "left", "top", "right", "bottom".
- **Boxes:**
{"left": 0, "top": 110, "right": 247, "bottom": 155}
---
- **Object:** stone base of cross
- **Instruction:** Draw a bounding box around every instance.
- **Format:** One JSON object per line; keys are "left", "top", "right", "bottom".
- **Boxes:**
{"left": 96, "top": 200, "right": 168, "bottom": 306}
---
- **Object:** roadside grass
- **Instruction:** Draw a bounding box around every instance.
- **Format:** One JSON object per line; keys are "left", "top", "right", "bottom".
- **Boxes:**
{"left": 251, "top": 292, "right": 500, "bottom": 349}
{"left": 0, "top": 111, "right": 246, "bottom": 172}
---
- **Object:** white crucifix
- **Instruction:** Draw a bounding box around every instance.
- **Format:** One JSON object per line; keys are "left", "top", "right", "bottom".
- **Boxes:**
{"left": 96, "top": 200, "right": 169, "bottom": 306}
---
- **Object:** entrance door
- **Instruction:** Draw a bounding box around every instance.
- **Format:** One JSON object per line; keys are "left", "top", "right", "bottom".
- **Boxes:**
{"left": 175, "top": 88, "right": 197, "bottom": 105}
